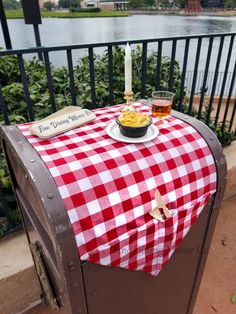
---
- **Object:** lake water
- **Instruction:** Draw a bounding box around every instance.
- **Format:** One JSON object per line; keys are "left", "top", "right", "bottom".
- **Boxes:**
{"left": 1, "top": 15, "right": 236, "bottom": 79}
{"left": 2, "top": 15, "right": 236, "bottom": 48}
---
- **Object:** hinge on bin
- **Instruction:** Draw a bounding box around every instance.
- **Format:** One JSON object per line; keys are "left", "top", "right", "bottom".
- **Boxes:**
{"left": 30, "top": 242, "right": 59, "bottom": 311}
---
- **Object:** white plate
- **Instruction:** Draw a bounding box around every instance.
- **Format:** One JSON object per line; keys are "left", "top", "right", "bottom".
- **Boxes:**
{"left": 106, "top": 121, "right": 159, "bottom": 143}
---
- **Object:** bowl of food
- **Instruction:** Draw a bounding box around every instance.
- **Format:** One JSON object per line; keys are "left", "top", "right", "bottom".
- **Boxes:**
{"left": 116, "top": 111, "right": 152, "bottom": 138}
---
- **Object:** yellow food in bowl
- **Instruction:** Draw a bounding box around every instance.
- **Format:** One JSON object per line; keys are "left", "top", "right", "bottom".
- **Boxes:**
{"left": 118, "top": 111, "right": 150, "bottom": 127}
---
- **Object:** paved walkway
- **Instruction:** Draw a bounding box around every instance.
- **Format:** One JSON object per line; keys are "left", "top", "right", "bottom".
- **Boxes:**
{"left": 194, "top": 195, "right": 236, "bottom": 314}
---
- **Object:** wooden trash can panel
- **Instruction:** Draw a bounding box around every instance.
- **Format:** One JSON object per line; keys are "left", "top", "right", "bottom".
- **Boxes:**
{"left": 1, "top": 128, "right": 88, "bottom": 313}
{"left": 82, "top": 200, "right": 212, "bottom": 314}
{"left": 0, "top": 110, "right": 227, "bottom": 314}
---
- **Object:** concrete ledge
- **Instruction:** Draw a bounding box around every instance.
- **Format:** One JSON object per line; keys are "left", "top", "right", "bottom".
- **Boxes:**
{"left": 0, "top": 141, "right": 235, "bottom": 313}
{"left": 0, "top": 231, "right": 42, "bottom": 314}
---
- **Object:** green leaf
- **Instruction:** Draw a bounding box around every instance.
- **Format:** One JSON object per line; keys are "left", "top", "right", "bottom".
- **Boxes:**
{"left": 0, "top": 169, "right": 5, "bottom": 177}
{"left": 231, "top": 294, "right": 236, "bottom": 304}
{"left": 1, "top": 177, "right": 11, "bottom": 188}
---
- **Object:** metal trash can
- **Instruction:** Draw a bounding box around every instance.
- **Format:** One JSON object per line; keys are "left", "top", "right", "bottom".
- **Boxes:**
{"left": 0, "top": 107, "right": 227, "bottom": 314}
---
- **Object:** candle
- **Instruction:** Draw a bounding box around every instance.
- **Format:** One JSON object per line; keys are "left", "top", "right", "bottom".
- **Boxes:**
{"left": 125, "top": 43, "right": 132, "bottom": 93}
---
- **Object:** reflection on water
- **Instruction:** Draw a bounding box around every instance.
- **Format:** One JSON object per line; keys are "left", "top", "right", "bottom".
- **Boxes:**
{"left": 0, "top": 15, "right": 236, "bottom": 70}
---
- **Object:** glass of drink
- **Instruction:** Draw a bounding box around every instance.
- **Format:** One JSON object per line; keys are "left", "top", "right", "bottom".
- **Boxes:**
{"left": 151, "top": 91, "right": 174, "bottom": 118}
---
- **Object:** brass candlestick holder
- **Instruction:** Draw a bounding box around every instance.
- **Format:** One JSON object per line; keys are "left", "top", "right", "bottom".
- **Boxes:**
{"left": 122, "top": 91, "right": 135, "bottom": 112}
{"left": 124, "top": 91, "right": 134, "bottom": 104}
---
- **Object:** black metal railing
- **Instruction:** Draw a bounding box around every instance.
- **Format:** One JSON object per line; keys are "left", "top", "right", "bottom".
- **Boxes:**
{"left": 0, "top": 33, "right": 235, "bottom": 127}
{"left": 0, "top": 32, "right": 236, "bottom": 235}
{"left": 0, "top": 32, "right": 235, "bottom": 131}
{"left": 185, "top": 71, "right": 236, "bottom": 97}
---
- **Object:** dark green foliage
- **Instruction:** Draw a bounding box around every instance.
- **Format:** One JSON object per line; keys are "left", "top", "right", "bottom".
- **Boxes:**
{"left": 43, "top": 1, "right": 55, "bottom": 11}
{"left": 145, "top": 0, "right": 156, "bottom": 7}
{"left": 58, "top": 0, "right": 71, "bottom": 8}
{"left": 0, "top": 53, "right": 20, "bottom": 86}
{"left": 0, "top": 151, "right": 21, "bottom": 237}
{"left": 160, "top": 0, "right": 172, "bottom": 8}
{"left": 3, "top": 0, "right": 20, "bottom": 10}
{"left": 179, "top": 99, "right": 235, "bottom": 145}
{"left": 128, "top": 0, "right": 145, "bottom": 9}
{"left": 223, "top": 0, "right": 236, "bottom": 9}
{"left": 70, "top": 8, "right": 101, "bottom": 13}
{"left": 175, "top": 0, "right": 188, "bottom": 9}
{"left": 0, "top": 45, "right": 181, "bottom": 123}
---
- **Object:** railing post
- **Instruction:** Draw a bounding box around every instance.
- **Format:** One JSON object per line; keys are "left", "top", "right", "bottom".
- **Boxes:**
{"left": 33, "top": 24, "right": 43, "bottom": 61}
{"left": 0, "top": 0, "right": 12, "bottom": 49}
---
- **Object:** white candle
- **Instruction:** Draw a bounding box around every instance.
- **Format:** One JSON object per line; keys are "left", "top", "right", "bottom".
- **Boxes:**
{"left": 125, "top": 43, "right": 132, "bottom": 93}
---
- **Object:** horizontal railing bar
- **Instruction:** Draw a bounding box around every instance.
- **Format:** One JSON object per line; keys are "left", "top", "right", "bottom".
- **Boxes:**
{"left": 0, "top": 32, "right": 235, "bottom": 57}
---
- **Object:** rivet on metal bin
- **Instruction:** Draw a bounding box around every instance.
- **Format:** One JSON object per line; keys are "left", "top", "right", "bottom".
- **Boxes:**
{"left": 72, "top": 282, "right": 79, "bottom": 287}
{"left": 47, "top": 193, "right": 54, "bottom": 199}
{"left": 90, "top": 290, "right": 96, "bottom": 296}
{"left": 68, "top": 261, "right": 75, "bottom": 271}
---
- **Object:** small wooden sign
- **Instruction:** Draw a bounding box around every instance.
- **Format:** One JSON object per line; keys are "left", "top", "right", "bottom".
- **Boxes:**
{"left": 30, "top": 107, "right": 96, "bottom": 139}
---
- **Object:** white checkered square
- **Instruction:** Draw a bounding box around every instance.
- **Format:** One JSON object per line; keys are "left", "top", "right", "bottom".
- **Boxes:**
{"left": 89, "top": 154, "right": 103, "bottom": 165}
{"left": 93, "top": 222, "right": 107, "bottom": 237}
{"left": 58, "top": 185, "right": 71, "bottom": 198}
{"left": 114, "top": 213, "right": 128, "bottom": 228}
{"left": 77, "top": 177, "right": 93, "bottom": 192}
{"left": 67, "top": 208, "right": 78, "bottom": 224}
{"left": 87, "top": 199, "right": 101, "bottom": 215}
{"left": 98, "top": 170, "right": 113, "bottom": 184}
{"left": 128, "top": 184, "right": 140, "bottom": 198}
{"left": 108, "top": 191, "right": 122, "bottom": 206}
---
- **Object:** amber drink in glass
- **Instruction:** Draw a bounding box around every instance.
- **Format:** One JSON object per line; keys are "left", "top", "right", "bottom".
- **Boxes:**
{"left": 151, "top": 91, "right": 174, "bottom": 118}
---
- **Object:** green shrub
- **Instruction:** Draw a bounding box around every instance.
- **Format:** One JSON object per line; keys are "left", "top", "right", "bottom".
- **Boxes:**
{"left": 70, "top": 7, "right": 101, "bottom": 13}
{"left": 0, "top": 45, "right": 182, "bottom": 121}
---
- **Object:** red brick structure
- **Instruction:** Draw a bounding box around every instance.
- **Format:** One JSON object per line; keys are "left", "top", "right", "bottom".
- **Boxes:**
{"left": 185, "top": 0, "right": 201, "bottom": 14}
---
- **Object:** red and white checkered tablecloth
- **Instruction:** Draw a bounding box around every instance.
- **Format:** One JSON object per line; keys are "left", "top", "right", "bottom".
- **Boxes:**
{"left": 18, "top": 103, "right": 217, "bottom": 276}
